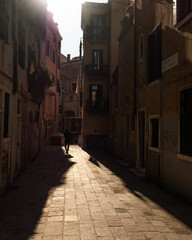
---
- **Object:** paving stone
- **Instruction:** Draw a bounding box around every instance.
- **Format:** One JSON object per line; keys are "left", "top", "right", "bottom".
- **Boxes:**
{"left": 48, "top": 216, "right": 63, "bottom": 222}
{"left": 0, "top": 145, "right": 191, "bottom": 240}
{"left": 95, "top": 227, "right": 112, "bottom": 237}
{"left": 79, "top": 214, "right": 92, "bottom": 223}
{"left": 64, "top": 215, "right": 78, "bottom": 222}
{"left": 79, "top": 223, "right": 95, "bottom": 235}
{"left": 127, "top": 232, "right": 147, "bottom": 240}
{"left": 81, "top": 235, "right": 97, "bottom": 240}
{"left": 48, "top": 211, "right": 63, "bottom": 216}
{"left": 144, "top": 232, "right": 165, "bottom": 240}
{"left": 138, "top": 222, "right": 156, "bottom": 232}
{"left": 43, "top": 236, "right": 62, "bottom": 240}
{"left": 63, "top": 225, "right": 79, "bottom": 236}
{"left": 28, "top": 235, "right": 43, "bottom": 240}
{"left": 44, "top": 222, "right": 63, "bottom": 235}
{"left": 34, "top": 223, "right": 46, "bottom": 233}
{"left": 110, "top": 226, "right": 128, "bottom": 237}
{"left": 107, "top": 220, "right": 123, "bottom": 227}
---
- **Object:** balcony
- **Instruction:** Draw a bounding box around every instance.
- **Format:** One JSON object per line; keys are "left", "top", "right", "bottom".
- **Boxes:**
{"left": 28, "top": 65, "right": 52, "bottom": 102}
{"left": 85, "top": 98, "right": 108, "bottom": 114}
{"left": 85, "top": 65, "right": 109, "bottom": 78}
{"left": 85, "top": 26, "right": 108, "bottom": 42}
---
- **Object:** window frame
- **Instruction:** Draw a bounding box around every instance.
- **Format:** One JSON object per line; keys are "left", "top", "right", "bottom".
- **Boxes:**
{"left": 89, "top": 84, "right": 103, "bottom": 109}
{"left": 149, "top": 115, "right": 160, "bottom": 152}
{"left": 91, "top": 14, "right": 105, "bottom": 41}
{"left": 92, "top": 49, "right": 103, "bottom": 72}
{"left": 179, "top": 87, "right": 192, "bottom": 157}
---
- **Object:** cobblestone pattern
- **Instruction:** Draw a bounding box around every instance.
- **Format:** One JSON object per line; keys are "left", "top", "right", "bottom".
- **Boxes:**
{"left": 0, "top": 145, "right": 192, "bottom": 240}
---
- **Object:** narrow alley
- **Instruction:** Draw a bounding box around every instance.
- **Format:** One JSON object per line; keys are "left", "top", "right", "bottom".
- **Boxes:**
{"left": 0, "top": 145, "right": 192, "bottom": 240}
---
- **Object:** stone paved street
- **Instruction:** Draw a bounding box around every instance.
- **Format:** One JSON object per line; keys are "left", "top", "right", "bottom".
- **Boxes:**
{"left": 0, "top": 145, "right": 192, "bottom": 240}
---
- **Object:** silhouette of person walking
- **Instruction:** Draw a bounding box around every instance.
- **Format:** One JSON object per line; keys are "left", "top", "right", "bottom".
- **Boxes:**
{"left": 64, "top": 129, "right": 71, "bottom": 154}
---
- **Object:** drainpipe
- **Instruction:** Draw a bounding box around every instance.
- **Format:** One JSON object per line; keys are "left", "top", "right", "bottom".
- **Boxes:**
{"left": 159, "top": 24, "right": 163, "bottom": 187}
{"left": 108, "top": 0, "right": 111, "bottom": 146}
{"left": 133, "top": 0, "right": 137, "bottom": 114}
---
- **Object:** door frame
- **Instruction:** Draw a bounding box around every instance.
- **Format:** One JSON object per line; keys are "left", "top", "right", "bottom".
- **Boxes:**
{"left": 137, "top": 108, "right": 146, "bottom": 171}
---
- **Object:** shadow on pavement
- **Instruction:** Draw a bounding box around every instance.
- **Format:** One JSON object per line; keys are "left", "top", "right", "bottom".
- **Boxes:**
{"left": 87, "top": 149, "right": 192, "bottom": 230}
{"left": 89, "top": 156, "right": 100, "bottom": 167}
{"left": 0, "top": 145, "right": 74, "bottom": 240}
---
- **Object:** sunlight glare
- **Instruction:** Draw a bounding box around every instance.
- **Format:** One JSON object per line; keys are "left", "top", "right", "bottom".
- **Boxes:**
{"left": 47, "top": 0, "right": 108, "bottom": 57}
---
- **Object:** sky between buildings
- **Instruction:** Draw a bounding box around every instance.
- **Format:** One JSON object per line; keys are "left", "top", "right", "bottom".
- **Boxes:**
{"left": 47, "top": 0, "right": 108, "bottom": 59}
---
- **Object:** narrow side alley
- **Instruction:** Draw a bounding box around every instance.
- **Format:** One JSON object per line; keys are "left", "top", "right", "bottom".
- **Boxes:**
{"left": 0, "top": 145, "right": 192, "bottom": 240}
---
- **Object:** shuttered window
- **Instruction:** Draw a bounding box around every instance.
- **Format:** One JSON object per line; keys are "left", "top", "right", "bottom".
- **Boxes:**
{"left": 180, "top": 88, "right": 192, "bottom": 156}
{"left": 92, "top": 50, "right": 103, "bottom": 72}
{"left": 0, "top": 0, "right": 8, "bottom": 42}
{"left": 177, "top": 0, "right": 192, "bottom": 23}
{"left": 92, "top": 15, "right": 105, "bottom": 41}
{"left": 148, "top": 25, "right": 162, "bottom": 83}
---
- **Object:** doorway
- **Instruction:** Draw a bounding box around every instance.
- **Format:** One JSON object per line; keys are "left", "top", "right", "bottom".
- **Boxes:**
{"left": 124, "top": 113, "right": 130, "bottom": 154}
{"left": 137, "top": 110, "right": 146, "bottom": 170}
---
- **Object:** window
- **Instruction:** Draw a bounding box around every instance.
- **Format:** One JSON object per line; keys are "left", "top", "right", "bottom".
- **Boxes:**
{"left": 47, "top": 119, "right": 52, "bottom": 126}
{"left": 92, "top": 50, "right": 103, "bottom": 72}
{"left": 72, "top": 83, "right": 77, "bottom": 92}
{"left": 180, "top": 88, "right": 192, "bottom": 156}
{"left": 0, "top": 0, "right": 8, "bottom": 42}
{"left": 92, "top": 15, "right": 105, "bottom": 40}
{"left": 150, "top": 117, "right": 159, "bottom": 148}
{"left": 73, "top": 66, "right": 77, "bottom": 76}
{"left": 177, "top": 0, "right": 192, "bottom": 23}
{"left": 148, "top": 25, "right": 161, "bottom": 83}
{"left": 3, "top": 92, "right": 9, "bottom": 138}
{"left": 18, "top": 21, "right": 25, "bottom": 69}
{"left": 59, "top": 105, "right": 63, "bottom": 114}
{"left": 89, "top": 85, "right": 102, "bottom": 108}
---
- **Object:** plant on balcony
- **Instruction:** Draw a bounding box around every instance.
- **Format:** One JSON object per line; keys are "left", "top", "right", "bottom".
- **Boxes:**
{"left": 85, "top": 65, "right": 109, "bottom": 77}
{"left": 28, "top": 64, "right": 52, "bottom": 102}
{"left": 85, "top": 98, "right": 108, "bottom": 113}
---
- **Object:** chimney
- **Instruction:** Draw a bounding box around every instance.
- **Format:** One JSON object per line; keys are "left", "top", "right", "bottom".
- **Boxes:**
{"left": 67, "top": 54, "right": 71, "bottom": 62}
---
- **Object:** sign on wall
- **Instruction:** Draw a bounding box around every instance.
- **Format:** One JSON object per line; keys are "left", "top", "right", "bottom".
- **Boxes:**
{"left": 162, "top": 53, "right": 178, "bottom": 73}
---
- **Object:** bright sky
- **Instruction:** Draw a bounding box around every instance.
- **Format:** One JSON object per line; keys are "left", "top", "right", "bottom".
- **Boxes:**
{"left": 47, "top": 0, "right": 108, "bottom": 58}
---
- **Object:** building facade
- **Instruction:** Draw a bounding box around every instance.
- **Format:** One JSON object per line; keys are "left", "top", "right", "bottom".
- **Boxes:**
{"left": 81, "top": 2, "right": 110, "bottom": 150}
{"left": 158, "top": 0, "right": 192, "bottom": 201}
{"left": 44, "top": 12, "right": 62, "bottom": 142}
{"left": 60, "top": 54, "right": 83, "bottom": 142}
{"left": 0, "top": 0, "right": 48, "bottom": 194}
{"left": 113, "top": 0, "right": 192, "bottom": 202}
{"left": 81, "top": 0, "right": 192, "bottom": 202}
